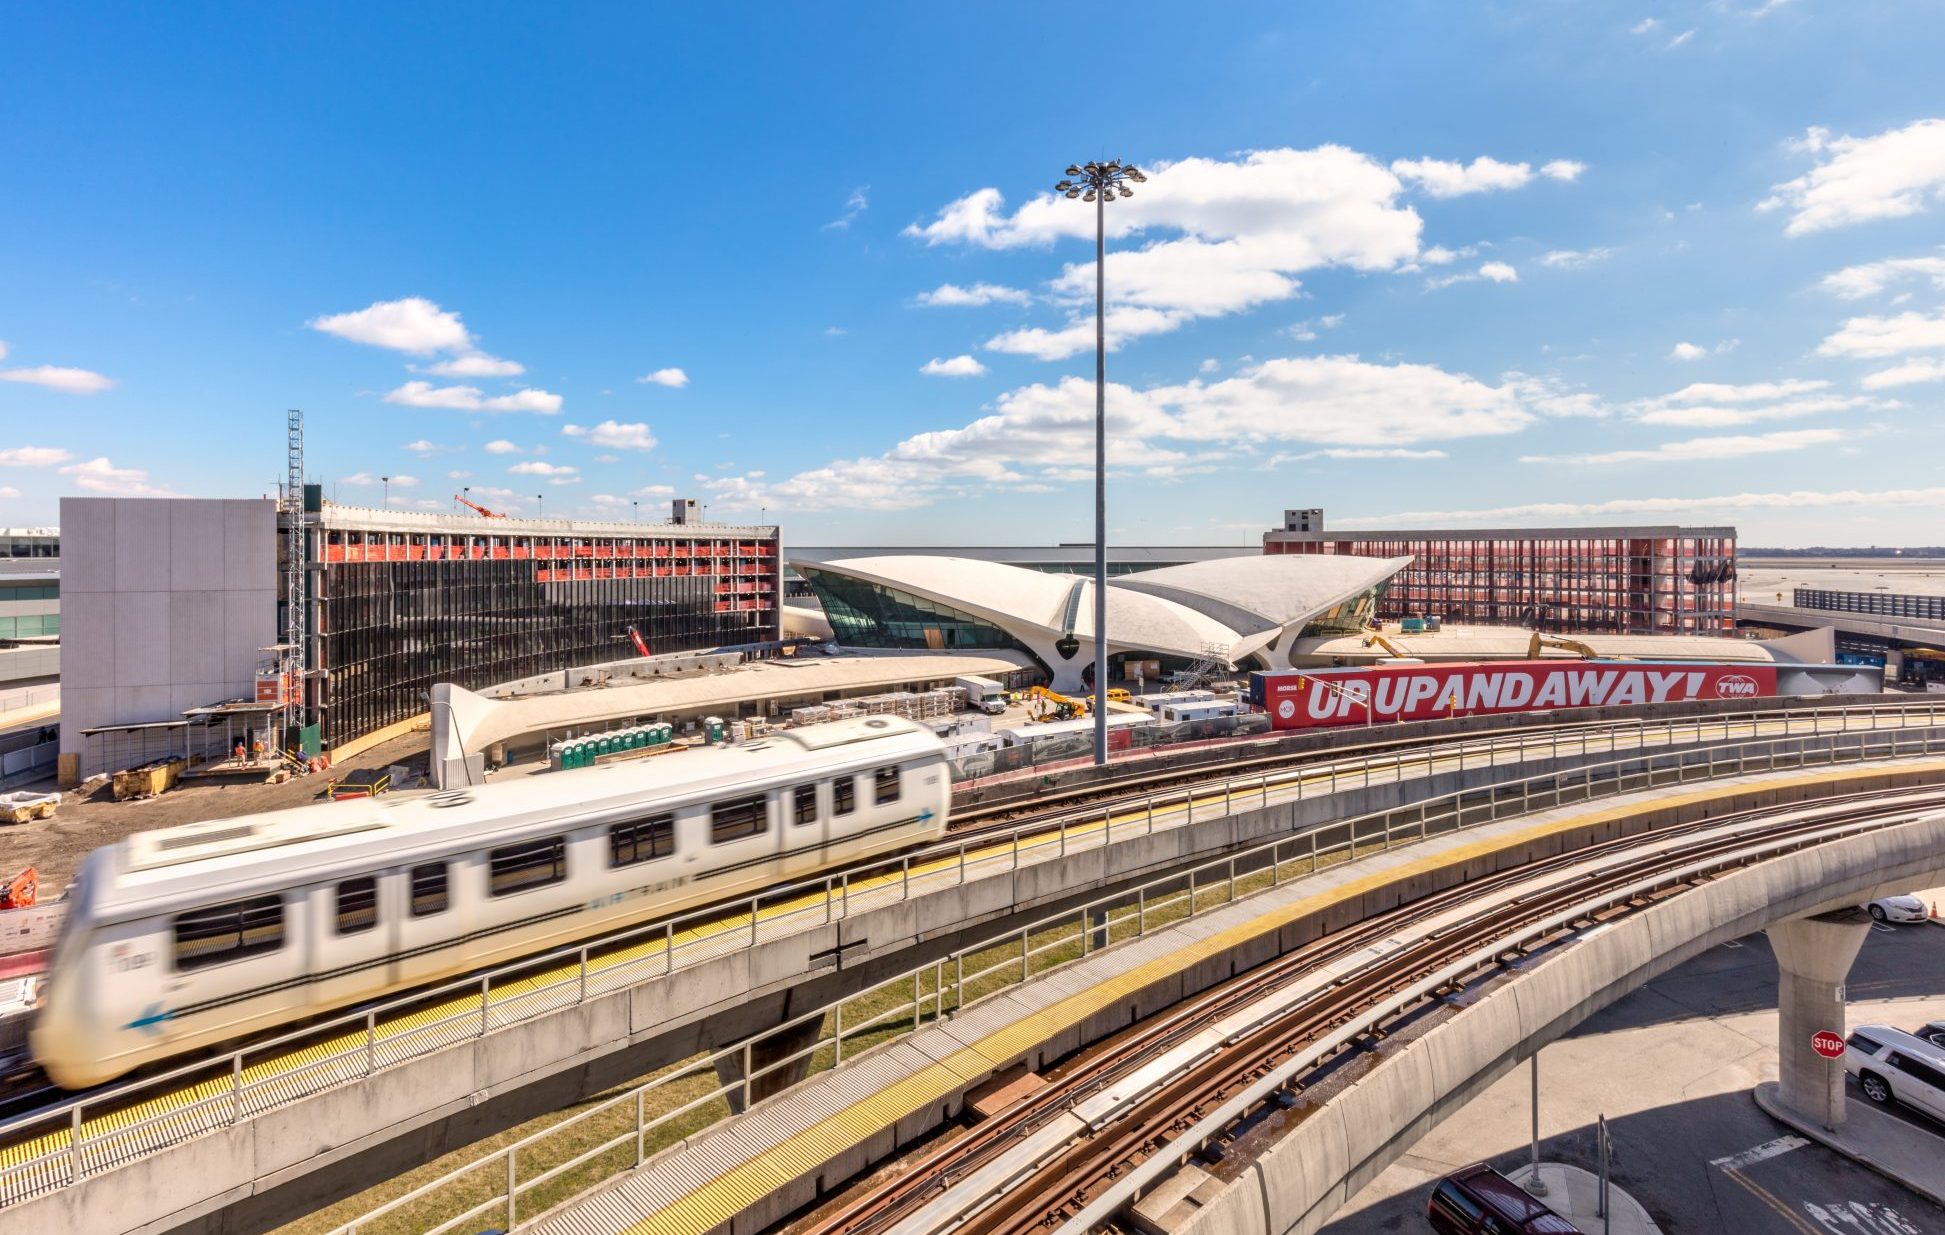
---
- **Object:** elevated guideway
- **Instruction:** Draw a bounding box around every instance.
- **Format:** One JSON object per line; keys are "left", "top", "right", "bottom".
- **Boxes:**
{"left": 5, "top": 705, "right": 1943, "bottom": 1234}
{"left": 490, "top": 762, "right": 1945, "bottom": 1235}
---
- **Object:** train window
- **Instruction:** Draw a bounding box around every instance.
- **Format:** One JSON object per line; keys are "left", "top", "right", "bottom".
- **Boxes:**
{"left": 874, "top": 766, "right": 901, "bottom": 805}
{"left": 173, "top": 894, "right": 285, "bottom": 971}
{"left": 489, "top": 837, "right": 567, "bottom": 896}
{"left": 411, "top": 863, "right": 449, "bottom": 917}
{"left": 611, "top": 814, "right": 675, "bottom": 866}
{"left": 794, "top": 784, "right": 818, "bottom": 826}
{"left": 336, "top": 877, "right": 378, "bottom": 935}
{"left": 711, "top": 795, "right": 768, "bottom": 844}
{"left": 834, "top": 776, "right": 856, "bottom": 816}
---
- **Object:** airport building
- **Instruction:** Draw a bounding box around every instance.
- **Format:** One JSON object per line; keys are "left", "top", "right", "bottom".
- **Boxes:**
{"left": 58, "top": 496, "right": 781, "bottom": 777}
{"left": 1263, "top": 509, "right": 1737, "bottom": 636}
{"left": 0, "top": 527, "right": 61, "bottom": 692}
{"left": 793, "top": 553, "right": 1408, "bottom": 693}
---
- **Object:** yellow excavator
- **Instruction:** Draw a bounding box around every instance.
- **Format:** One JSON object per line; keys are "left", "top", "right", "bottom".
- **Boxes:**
{"left": 1361, "top": 630, "right": 1411, "bottom": 658}
{"left": 1026, "top": 684, "right": 1089, "bottom": 722}
{"left": 1527, "top": 632, "right": 1602, "bottom": 660}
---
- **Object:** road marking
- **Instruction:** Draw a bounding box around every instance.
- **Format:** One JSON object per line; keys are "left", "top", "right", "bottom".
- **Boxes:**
{"left": 1804, "top": 1200, "right": 1925, "bottom": 1235}
{"left": 1711, "top": 1135, "right": 1809, "bottom": 1170}
{"left": 1720, "top": 1165, "right": 1822, "bottom": 1235}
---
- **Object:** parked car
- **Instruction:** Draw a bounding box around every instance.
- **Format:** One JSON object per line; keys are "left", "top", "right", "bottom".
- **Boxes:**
{"left": 1865, "top": 894, "right": 1930, "bottom": 924}
{"left": 1428, "top": 1164, "right": 1582, "bottom": 1234}
{"left": 1844, "top": 1025, "right": 1945, "bottom": 1125}
{"left": 1914, "top": 1020, "right": 1945, "bottom": 1050}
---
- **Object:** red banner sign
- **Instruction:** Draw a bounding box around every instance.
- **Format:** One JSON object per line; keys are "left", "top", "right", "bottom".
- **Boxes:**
{"left": 1257, "top": 660, "right": 1777, "bottom": 731}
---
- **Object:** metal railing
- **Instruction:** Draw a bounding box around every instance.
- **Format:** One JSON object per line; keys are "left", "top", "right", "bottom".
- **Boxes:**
{"left": 1, "top": 701, "right": 1940, "bottom": 1210}
{"left": 316, "top": 723, "right": 1945, "bottom": 1234}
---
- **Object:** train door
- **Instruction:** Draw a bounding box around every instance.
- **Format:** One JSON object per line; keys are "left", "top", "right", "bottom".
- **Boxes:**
{"left": 305, "top": 870, "right": 396, "bottom": 1009}
{"left": 778, "top": 781, "right": 828, "bottom": 880}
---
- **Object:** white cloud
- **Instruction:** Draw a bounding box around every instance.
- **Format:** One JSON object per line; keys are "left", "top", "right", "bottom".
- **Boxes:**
{"left": 1747, "top": 0, "right": 1792, "bottom": 15}
{"left": 0, "top": 487, "right": 18, "bottom": 500}
{"left": 1391, "top": 156, "right": 1535, "bottom": 197}
{"left": 1421, "top": 244, "right": 1474, "bottom": 265}
{"left": 824, "top": 186, "right": 869, "bottom": 230}
{"left": 509, "top": 461, "right": 578, "bottom": 477}
{"left": 402, "top": 439, "right": 459, "bottom": 457}
{"left": 1660, "top": 378, "right": 1832, "bottom": 403}
{"left": 1818, "top": 253, "right": 1945, "bottom": 299}
{"left": 1521, "top": 428, "right": 1843, "bottom": 465}
{"left": 1540, "top": 247, "right": 1613, "bottom": 269}
{"left": 391, "top": 474, "right": 419, "bottom": 487}
{"left": 448, "top": 470, "right": 473, "bottom": 480}
{"left": 920, "top": 354, "right": 988, "bottom": 377}
{"left": 340, "top": 472, "right": 418, "bottom": 487}
{"left": 422, "top": 352, "right": 525, "bottom": 378}
{"left": 1267, "top": 447, "right": 1448, "bottom": 466}
{"left": 1428, "top": 261, "right": 1518, "bottom": 290}
{"left": 0, "top": 447, "right": 73, "bottom": 467}
{"left": 549, "top": 476, "right": 581, "bottom": 486}
{"left": 638, "top": 368, "right": 689, "bottom": 388}
{"left": 1630, "top": 17, "right": 1661, "bottom": 34}
{"left": 0, "top": 365, "right": 115, "bottom": 393}
{"left": 1635, "top": 395, "right": 1883, "bottom": 428}
{"left": 1540, "top": 160, "right": 1587, "bottom": 182}
{"left": 59, "top": 456, "right": 176, "bottom": 497}
{"left": 1350, "top": 486, "right": 1945, "bottom": 527}
{"left": 700, "top": 353, "right": 1590, "bottom": 512}
{"left": 915, "top": 282, "right": 1033, "bottom": 308}
{"left": 470, "top": 485, "right": 515, "bottom": 499}
{"left": 484, "top": 439, "right": 524, "bottom": 455}
{"left": 1668, "top": 342, "right": 1709, "bottom": 361}
{"left": 906, "top": 146, "right": 1432, "bottom": 359}
{"left": 1761, "top": 119, "right": 1945, "bottom": 235}
{"left": 309, "top": 297, "right": 472, "bottom": 354}
{"left": 1817, "top": 309, "right": 1945, "bottom": 358}
{"left": 384, "top": 380, "right": 563, "bottom": 413}
{"left": 1862, "top": 359, "right": 1945, "bottom": 389}
{"left": 562, "top": 420, "right": 658, "bottom": 451}
{"left": 634, "top": 483, "right": 677, "bottom": 498}
{"left": 1668, "top": 28, "right": 1696, "bottom": 47}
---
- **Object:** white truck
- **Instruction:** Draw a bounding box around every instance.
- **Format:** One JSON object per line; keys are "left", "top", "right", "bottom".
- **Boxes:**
{"left": 954, "top": 675, "right": 1009, "bottom": 716}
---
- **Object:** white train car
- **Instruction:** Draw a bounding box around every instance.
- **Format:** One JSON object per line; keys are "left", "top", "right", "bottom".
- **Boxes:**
{"left": 34, "top": 716, "right": 948, "bottom": 1089}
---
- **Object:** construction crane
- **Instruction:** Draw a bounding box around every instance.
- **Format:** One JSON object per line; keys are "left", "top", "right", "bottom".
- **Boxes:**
{"left": 1026, "top": 685, "right": 1089, "bottom": 723}
{"left": 1361, "top": 630, "right": 1411, "bottom": 658}
{"left": 454, "top": 493, "right": 507, "bottom": 518}
{"left": 1527, "top": 632, "right": 1603, "bottom": 660}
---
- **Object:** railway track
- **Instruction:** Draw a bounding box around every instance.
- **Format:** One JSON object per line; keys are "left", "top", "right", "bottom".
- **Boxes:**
{"left": 798, "top": 789, "right": 1945, "bottom": 1235}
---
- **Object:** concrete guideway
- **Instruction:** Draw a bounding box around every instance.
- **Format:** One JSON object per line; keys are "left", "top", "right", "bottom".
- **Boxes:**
{"left": 380, "top": 759, "right": 1945, "bottom": 1235}
{"left": 3, "top": 709, "right": 1916, "bottom": 1233}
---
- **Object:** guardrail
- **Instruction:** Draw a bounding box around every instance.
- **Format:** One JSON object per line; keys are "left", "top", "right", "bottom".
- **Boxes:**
{"left": 316, "top": 724, "right": 1945, "bottom": 1235}
{"left": 0, "top": 702, "right": 1937, "bottom": 1212}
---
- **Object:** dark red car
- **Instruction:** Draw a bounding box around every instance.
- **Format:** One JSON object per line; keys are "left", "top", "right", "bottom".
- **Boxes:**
{"left": 1428, "top": 1164, "right": 1584, "bottom": 1234}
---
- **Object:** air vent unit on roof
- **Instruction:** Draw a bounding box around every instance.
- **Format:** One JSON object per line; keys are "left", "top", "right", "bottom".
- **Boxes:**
{"left": 427, "top": 791, "right": 474, "bottom": 809}
{"left": 159, "top": 825, "right": 255, "bottom": 850}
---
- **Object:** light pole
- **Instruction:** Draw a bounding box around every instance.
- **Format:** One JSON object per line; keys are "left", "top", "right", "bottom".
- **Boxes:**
{"left": 380, "top": 475, "right": 391, "bottom": 506}
{"left": 536, "top": 493, "right": 544, "bottom": 519}
{"left": 1055, "top": 159, "right": 1145, "bottom": 766}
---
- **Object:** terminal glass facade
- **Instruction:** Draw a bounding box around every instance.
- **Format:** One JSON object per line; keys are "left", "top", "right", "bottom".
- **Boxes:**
{"left": 307, "top": 521, "right": 780, "bottom": 745}
{"left": 1265, "top": 526, "right": 1736, "bottom": 636}
{"left": 799, "top": 567, "right": 1036, "bottom": 657}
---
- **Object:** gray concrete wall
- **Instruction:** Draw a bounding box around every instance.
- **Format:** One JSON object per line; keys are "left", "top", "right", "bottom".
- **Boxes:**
{"left": 57, "top": 498, "right": 278, "bottom": 777}
{"left": 1176, "top": 813, "right": 1945, "bottom": 1235}
{"left": 16, "top": 737, "right": 1939, "bottom": 1235}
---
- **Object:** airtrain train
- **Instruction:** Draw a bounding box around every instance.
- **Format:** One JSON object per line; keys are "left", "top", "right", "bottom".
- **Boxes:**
{"left": 32, "top": 716, "right": 951, "bottom": 1089}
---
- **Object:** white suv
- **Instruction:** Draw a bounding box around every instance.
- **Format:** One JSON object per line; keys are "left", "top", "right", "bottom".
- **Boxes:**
{"left": 1845, "top": 1025, "right": 1945, "bottom": 1125}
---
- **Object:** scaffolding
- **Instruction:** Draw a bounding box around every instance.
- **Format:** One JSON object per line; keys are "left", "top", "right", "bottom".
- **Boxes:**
{"left": 281, "top": 409, "right": 308, "bottom": 756}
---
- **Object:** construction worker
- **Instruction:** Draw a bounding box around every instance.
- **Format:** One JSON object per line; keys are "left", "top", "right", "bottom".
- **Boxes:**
{"left": 251, "top": 737, "right": 265, "bottom": 760}
{"left": 234, "top": 740, "right": 246, "bottom": 760}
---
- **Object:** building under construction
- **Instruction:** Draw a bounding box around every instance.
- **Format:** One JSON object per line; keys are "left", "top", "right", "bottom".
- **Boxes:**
{"left": 1263, "top": 509, "right": 1736, "bottom": 636}
{"left": 58, "top": 493, "right": 781, "bottom": 777}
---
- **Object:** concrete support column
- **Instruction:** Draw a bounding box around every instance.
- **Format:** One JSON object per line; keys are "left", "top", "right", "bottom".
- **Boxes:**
{"left": 716, "top": 1016, "right": 824, "bottom": 1114}
{"left": 1766, "top": 907, "right": 1871, "bottom": 1129}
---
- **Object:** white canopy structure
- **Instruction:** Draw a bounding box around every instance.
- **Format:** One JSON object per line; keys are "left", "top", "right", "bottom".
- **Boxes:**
{"left": 794, "top": 553, "right": 1410, "bottom": 693}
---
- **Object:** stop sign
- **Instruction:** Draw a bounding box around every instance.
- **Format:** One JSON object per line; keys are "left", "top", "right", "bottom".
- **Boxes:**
{"left": 1811, "top": 1030, "right": 1846, "bottom": 1059}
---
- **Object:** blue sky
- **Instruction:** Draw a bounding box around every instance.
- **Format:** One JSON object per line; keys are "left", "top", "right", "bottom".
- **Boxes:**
{"left": 3, "top": 2, "right": 1944, "bottom": 547}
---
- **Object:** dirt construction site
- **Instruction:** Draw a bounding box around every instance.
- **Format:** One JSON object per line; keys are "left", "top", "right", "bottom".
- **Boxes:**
{"left": 0, "top": 733, "right": 432, "bottom": 895}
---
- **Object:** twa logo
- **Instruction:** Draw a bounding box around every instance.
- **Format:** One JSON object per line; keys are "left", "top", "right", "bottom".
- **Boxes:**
{"left": 1714, "top": 674, "right": 1760, "bottom": 699}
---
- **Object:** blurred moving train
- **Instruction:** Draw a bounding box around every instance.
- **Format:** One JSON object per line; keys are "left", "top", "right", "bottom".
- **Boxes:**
{"left": 33, "top": 716, "right": 950, "bottom": 1089}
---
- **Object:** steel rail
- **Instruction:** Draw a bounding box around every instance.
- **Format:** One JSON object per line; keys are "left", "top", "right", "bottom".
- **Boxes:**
{"left": 795, "top": 790, "right": 1945, "bottom": 1235}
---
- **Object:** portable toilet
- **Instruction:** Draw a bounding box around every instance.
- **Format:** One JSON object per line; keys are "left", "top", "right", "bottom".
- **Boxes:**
{"left": 703, "top": 716, "right": 727, "bottom": 744}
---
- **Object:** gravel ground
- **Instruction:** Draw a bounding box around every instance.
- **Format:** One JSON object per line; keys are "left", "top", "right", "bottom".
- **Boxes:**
{"left": 0, "top": 733, "right": 433, "bottom": 893}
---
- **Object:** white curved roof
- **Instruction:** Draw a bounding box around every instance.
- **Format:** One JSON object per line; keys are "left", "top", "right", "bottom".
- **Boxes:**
{"left": 795, "top": 553, "right": 1411, "bottom": 667}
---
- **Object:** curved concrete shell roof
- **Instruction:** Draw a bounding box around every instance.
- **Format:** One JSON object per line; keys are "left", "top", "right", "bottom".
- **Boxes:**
{"left": 795, "top": 553, "right": 1411, "bottom": 691}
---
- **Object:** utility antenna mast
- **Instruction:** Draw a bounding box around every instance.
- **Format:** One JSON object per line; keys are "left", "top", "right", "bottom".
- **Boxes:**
{"left": 282, "top": 408, "right": 307, "bottom": 755}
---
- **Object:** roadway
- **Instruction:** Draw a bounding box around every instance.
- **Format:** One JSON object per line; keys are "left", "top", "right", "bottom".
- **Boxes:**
{"left": 1328, "top": 921, "right": 1945, "bottom": 1234}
